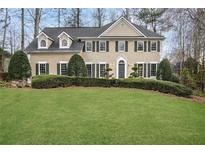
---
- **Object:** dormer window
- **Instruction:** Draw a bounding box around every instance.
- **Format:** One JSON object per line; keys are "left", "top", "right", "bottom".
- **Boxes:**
{"left": 58, "top": 31, "right": 73, "bottom": 49}
{"left": 40, "top": 40, "right": 46, "bottom": 47}
{"left": 62, "top": 39, "right": 68, "bottom": 47}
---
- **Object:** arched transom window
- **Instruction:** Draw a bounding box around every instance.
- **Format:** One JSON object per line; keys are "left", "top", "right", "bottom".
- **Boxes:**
{"left": 40, "top": 40, "right": 46, "bottom": 47}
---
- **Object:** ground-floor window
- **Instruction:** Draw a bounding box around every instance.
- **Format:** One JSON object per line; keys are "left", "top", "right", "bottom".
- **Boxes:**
{"left": 60, "top": 63, "right": 68, "bottom": 75}
{"left": 39, "top": 63, "right": 46, "bottom": 75}
{"left": 151, "top": 63, "right": 157, "bottom": 76}
{"left": 86, "top": 64, "right": 92, "bottom": 78}
{"left": 137, "top": 63, "right": 144, "bottom": 77}
{"left": 100, "top": 63, "right": 106, "bottom": 78}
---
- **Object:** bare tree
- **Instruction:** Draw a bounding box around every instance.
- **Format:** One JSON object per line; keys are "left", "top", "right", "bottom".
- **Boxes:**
{"left": 34, "top": 8, "right": 42, "bottom": 38}
{"left": 21, "top": 8, "right": 25, "bottom": 51}
{"left": 2, "top": 8, "right": 9, "bottom": 50}
{"left": 92, "top": 8, "right": 106, "bottom": 27}
{"left": 64, "top": 8, "right": 82, "bottom": 27}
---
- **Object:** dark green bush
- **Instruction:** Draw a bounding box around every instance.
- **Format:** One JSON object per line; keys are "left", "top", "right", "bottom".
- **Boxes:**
{"left": 8, "top": 50, "right": 31, "bottom": 80}
{"left": 170, "top": 73, "right": 180, "bottom": 83}
{"left": 157, "top": 58, "right": 172, "bottom": 81}
{"left": 32, "top": 75, "right": 192, "bottom": 97}
{"left": 67, "top": 54, "right": 87, "bottom": 77}
{"left": 0, "top": 72, "right": 9, "bottom": 81}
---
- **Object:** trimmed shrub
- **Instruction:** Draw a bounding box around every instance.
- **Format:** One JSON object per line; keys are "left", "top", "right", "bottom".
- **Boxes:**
{"left": 170, "top": 73, "right": 180, "bottom": 83}
{"left": 68, "top": 54, "right": 87, "bottom": 77}
{"left": 180, "top": 68, "right": 196, "bottom": 89}
{"left": 157, "top": 58, "right": 172, "bottom": 81}
{"left": 8, "top": 50, "right": 31, "bottom": 80}
{"left": 32, "top": 75, "right": 192, "bottom": 97}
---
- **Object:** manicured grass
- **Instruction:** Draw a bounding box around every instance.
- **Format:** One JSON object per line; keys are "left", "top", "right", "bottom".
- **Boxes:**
{"left": 0, "top": 87, "right": 205, "bottom": 144}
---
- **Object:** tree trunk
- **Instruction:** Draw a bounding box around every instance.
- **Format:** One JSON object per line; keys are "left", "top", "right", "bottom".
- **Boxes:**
{"left": 21, "top": 8, "right": 25, "bottom": 51}
{"left": 1, "top": 8, "right": 8, "bottom": 72}
{"left": 58, "top": 8, "right": 61, "bottom": 27}
{"left": 76, "top": 8, "right": 80, "bottom": 27}
{"left": 34, "top": 8, "right": 41, "bottom": 38}
{"left": 97, "top": 8, "right": 101, "bottom": 27}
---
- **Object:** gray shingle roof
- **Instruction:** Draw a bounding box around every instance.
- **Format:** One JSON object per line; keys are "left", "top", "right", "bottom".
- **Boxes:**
{"left": 26, "top": 19, "right": 164, "bottom": 53}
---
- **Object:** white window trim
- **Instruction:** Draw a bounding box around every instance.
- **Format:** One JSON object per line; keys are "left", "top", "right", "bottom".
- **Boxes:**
{"left": 99, "top": 62, "right": 107, "bottom": 78}
{"left": 85, "top": 41, "right": 92, "bottom": 52}
{"left": 137, "top": 41, "right": 144, "bottom": 52}
{"left": 99, "top": 41, "right": 106, "bottom": 52}
{"left": 151, "top": 41, "right": 157, "bottom": 52}
{"left": 59, "top": 38, "right": 69, "bottom": 49}
{"left": 38, "top": 39, "right": 48, "bottom": 49}
{"left": 150, "top": 62, "right": 158, "bottom": 77}
{"left": 59, "top": 61, "right": 68, "bottom": 75}
{"left": 38, "top": 62, "right": 47, "bottom": 75}
{"left": 118, "top": 40, "right": 125, "bottom": 52}
{"left": 136, "top": 62, "right": 144, "bottom": 77}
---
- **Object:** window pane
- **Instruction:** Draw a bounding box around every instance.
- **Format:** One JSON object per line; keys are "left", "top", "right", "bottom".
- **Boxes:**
{"left": 151, "top": 42, "right": 157, "bottom": 51}
{"left": 100, "top": 64, "right": 106, "bottom": 77}
{"left": 40, "top": 40, "right": 46, "bottom": 47}
{"left": 151, "top": 64, "right": 156, "bottom": 76}
{"left": 86, "top": 64, "right": 92, "bottom": 78}
{"left": 100, "top": 42, "right": 106, "bottom": 51}
{"left": 86, "top": 42, "right": 92, "bottom": 51}
{"left": 40, "top": 63, "right": 46, "bottom": 75}
{"left": 138, "top": 42, "right": 144, "bottom": 51}
{"left": 62, "top": 39, "right": 68, "bottom": 46}
{"left": 138, "top": 64, "right": 143, "bottom": 77}
{"left": 61, "top": 63, "right": 67, "bottom": 75}
{"left": 119, "top": 41, "right": 125, "bottom": 51}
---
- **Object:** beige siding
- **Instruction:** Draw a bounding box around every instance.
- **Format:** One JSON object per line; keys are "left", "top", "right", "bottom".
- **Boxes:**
{"left": 30, "top": 40, "right": 160, "bottom": 78}
{"left": 101, "top": 19, "right": 143, "bottom": 37}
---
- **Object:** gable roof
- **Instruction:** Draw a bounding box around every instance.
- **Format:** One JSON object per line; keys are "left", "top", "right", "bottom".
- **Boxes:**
{"left": 26, "top": 17, "right": 164, "bottom": 52}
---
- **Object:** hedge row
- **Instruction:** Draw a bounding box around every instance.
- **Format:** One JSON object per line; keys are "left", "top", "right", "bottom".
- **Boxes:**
{"left": 32, "top": 75, "right": 193, "bottom": 97}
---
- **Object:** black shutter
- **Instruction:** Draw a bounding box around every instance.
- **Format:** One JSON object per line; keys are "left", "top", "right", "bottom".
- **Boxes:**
{"left": 106, "top": 63, "right": 109, "bottom": 69}
{"left": 148, "top": 41, "right": 151, "bottom": 52}
{"left": 92, "top": 64, "right": 95, "bottom": 78}
{"left": 67, "top": 63, "right": 69, "bottom": 75}
{"left": 157, "top": 41, "right": 160, "bottom": 52}
{"left": 46, "top": 63, "right": 49, "bottom": 75}
{"left": 57, "top": 63, "right": 60, "bottom": 75}
{"left": 36, "top": 63, "right": 39, "bottom": 75}
{"left": 115, "top": 41, "right": 118, "bottom": 52}
{"left": 144, "top": 63, "right": 146, "bottom": 77}
{"left": 134, "top": 63, "right": 137, "bottom": 67}
{"left": 134, "top": 41, "right": 137, "bottom": 52}
{"left": 96, "top": 41, "right": 99, "bottom": 52}
{"left": 148, "top": 63, "right": 150, "bottom": 77}
{"left": 96, "top": 64, "right": 99, "bottom": 78}
{"left": 92, "top": 41, "right": 95, "bottom": 52}
{"left": 125, "top": 41, "right": 128, "bottom": 52}
{"left": 82, "top": 41, "right": 85, "bottom": 52}
{"left": 144, "top": 41, "right": 147, "bottom": 52}
{"left": 106, "top": 41, "right": 109, "bottom": 52}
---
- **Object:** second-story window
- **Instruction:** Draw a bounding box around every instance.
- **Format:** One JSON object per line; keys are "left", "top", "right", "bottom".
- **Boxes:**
{"left": 62, "top": 39, "right": 68, "bottom": 47}
{"left": 137, "top": 41, "right": 144, "bottom": 51}
{"left": 40, "top": 40, "right": 46, "bottom": 48}
{"left": 118, "top": 41, "right": 125, "bottom": 52}
{"left": 151, "top": 41, "right": 157, "bottom": 51}
{"left": 86, "top": 41, "right": 92, "bottom": 52}
{"left": 99, "top": 41, "right": 106, "bottom": 52}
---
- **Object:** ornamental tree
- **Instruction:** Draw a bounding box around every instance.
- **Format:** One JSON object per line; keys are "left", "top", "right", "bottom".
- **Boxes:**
{"left": 67, "top": 54, "right": 87, "bottom": 77}
{"left": 157, "top": 58, "right": 172, "bottom": 81}
{"left": 8, "top": 50, "right": 31, "bottom": 80}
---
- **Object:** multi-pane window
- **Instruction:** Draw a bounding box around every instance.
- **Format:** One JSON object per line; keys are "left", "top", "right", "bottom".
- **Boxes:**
{"left": 39, "top": 63, "right": 46, "bottom": 75}
{"left": 40, "top": 40, "right": 46, "bottom": 47}
{"left": 118, "top": 41, "right": 125, "bottom": 51}
{"left": 86, "top": 41, "right": 92, "bottom": 52}
{"left": 138, "top": 64, "right": 143, "bottom": 77}
{"left": 100, "top": 64, "right": 106, "bottom": 78}
{"left": 151, "top": 41, "right": 157, "bottom": 51}
{"left": 137, "top": 41, "right": 144, "bottom": 51}
{"left": 100, "top": 41, "right": 106, "bottom": 51}
{"left": 62, "top": 39, "right": 68, "bottom": 47}
{"left": 86, "top": 64, "right": 92, "bottom": 78}
{"left": 60, "top": 63, "right": 67, "bottom": 75}
{"left": 151, "top": 64, "right": 157, "bottom": 76}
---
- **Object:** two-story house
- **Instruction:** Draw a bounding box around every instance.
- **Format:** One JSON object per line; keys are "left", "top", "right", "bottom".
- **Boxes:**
{"left": 26, "top": 17, "right": 165, "bottom": 79}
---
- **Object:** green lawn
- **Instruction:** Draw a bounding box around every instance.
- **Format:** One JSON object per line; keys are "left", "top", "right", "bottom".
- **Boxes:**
{"left": 0, "top": 87, "right": 205, "bottom": 145}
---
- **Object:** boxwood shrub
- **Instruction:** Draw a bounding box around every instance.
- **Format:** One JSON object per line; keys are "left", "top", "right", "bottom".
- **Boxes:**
{"left": 32, "top": 75, "right": 192, "bottom": 97}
